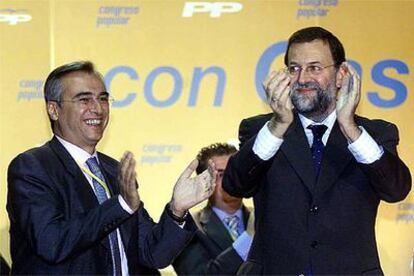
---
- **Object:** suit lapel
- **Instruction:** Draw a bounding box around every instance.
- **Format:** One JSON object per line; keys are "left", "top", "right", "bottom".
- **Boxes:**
{"left": 280, "top": 115, "right": 316, "bottom": 192}
{"left": 98, "top": 153, "right": 119, "bottom": 196}
{"left": 49, "top": 137, "right": 98, "bottom": 210}
{"left": 49, "top": 137, "right": 112, "bottom": 250}
{"left": 199, "top": 207, "right": 234, "bottom": 250}
{"left": 316, "top": 122, "right": 353, "bottom": 196}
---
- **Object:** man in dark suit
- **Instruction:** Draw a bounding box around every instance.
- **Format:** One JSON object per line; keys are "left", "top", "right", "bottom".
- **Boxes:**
{"left": 173, "top": 143, "right": 254, "bottom": 275}
{"left": 223, "top": 27, "right": 412, "bottom": 275}
{"left": 7, "top": 61, "right": 217, "bottom": 275}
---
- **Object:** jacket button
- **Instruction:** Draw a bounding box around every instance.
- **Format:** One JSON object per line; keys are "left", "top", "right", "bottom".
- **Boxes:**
{"left": 311, "top": 241, "right": 318, "bottom": 248}
{"left": 310, "top": 205, "right": 319, "bottom": 214}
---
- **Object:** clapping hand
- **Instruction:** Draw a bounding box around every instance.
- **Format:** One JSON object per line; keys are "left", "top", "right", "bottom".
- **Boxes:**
{"left": 170, "top": 159, "right": 217, "bottom": 217}
{"left": 262, "top": 69, "right": 294, "bottom": 138}
{"left": 336, "top": 62, "right": 361, "bottom": 124}
{"left": 118, "top": 151, "right": 141, "bottom": 212}
{"left": 336, "top": 62, "right": 362, "bottom": 142}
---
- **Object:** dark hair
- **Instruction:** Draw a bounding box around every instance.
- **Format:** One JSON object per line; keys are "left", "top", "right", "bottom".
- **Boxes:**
{"left": 43, "top": 61, "right": 105, "bottom": 129}
{"left": 44, "top": 60, "right": 105, "bottom": 103}
{"left": 196, "top": 143, "right": 237, "bottom": 174}
{"left": 284, "top": 26, "right": 346, "bottom": 67}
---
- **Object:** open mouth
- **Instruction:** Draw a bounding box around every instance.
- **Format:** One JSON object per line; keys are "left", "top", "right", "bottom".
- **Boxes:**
{"left": 85, "top": 119, "right": 102, "bottom": 126}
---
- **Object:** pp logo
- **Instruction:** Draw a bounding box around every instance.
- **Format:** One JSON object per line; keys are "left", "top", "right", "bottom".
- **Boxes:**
{"left": 182, "top": 2, "right": 243, "bottom": 18}
{"left": 0, "top": 9, "right": 32, "bottom": 25}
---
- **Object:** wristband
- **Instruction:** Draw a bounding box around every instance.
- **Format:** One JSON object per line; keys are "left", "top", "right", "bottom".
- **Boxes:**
{"left": 167, "top": 203, "right": 188, "bottom": 225}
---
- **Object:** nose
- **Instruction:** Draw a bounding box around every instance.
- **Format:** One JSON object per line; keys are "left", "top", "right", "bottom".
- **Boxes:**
{"left": 296, "top": 68, "right": 313, "bottom": 84}
{"left": 89, "top": 98, "right": 104, "bottom": 114}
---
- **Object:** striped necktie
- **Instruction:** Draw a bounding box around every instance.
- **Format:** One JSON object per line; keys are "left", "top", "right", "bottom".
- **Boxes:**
{"left": 224, "top": 215, "right": 240, "bottom": 240}
{"left": 86, "top": 157, "right": 122, "bottom": 276}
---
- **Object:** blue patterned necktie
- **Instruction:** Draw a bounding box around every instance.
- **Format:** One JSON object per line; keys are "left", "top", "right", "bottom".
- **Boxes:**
{"left": 307, "top": 124, "right": 328, "bottom": 177}
{"left": 86, "top": 157, "right": 122, "bottom": 276}
{"left": 224, "top": 215, "right": 240, "bottom": 240}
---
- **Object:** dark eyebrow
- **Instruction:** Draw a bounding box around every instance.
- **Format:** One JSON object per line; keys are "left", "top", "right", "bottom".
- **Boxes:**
{"left": 288, "top": 61, "right": 323, "bottom": 66}
{"left": 72, "top": 91, "right": 109, "bottom": 99}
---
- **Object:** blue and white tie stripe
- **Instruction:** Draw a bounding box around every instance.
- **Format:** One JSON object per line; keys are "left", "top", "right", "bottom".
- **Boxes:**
{"left": 86, "top": 157, "right": 122, "bottom": 276}
{"left": 224, "top": 215, "right": 240, "bottom": 240}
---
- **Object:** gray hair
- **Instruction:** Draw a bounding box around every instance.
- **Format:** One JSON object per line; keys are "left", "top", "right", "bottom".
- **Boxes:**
{"left": 44, "top": 61, "right": 105, "bottom": 104}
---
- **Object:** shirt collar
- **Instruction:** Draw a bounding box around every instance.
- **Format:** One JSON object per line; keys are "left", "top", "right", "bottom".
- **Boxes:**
{"left": 55, "top": 135, "right": 98, "bottom": 165}
{"left": 298, "top": 111, "right": 337, "bottom": 146}
{"left": 212, "top": 206, "right": 243, "bottom": 222}
{"left": 298, "top": 110, "right": 336, "bottom": 130}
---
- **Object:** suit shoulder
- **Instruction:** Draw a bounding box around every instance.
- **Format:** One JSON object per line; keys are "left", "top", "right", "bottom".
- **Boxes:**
{"left": 9, "top": 142, "right": 53, "bottom": 166}
{"left": 355, "top": 115, "right": 398, "bottom": 136}
{"left": 239, "top": 113, "right": 272, "bottom": 148}
{"left": 240, "top": 113, "right": 273, "bottom": 128}
{"left": 97, "top": 152, "right": 119, "bottom": 166}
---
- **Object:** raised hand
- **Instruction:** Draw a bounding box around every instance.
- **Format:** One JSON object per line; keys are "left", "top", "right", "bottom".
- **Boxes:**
{"left": 262, "top": 69, "right": 294, "bottom": 138}
{"left": 170, "top": 159, "right": 217, "bottom": 217}
{"left": 336, "top": 62, "right": 362, "bottom": 142}
{"left": 118, "top": 151, "right": 141, "bottom": 212}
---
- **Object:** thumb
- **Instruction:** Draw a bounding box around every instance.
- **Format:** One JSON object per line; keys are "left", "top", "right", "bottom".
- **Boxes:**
{"left": 178, "top": 159, "right": 198, "bottom": 181}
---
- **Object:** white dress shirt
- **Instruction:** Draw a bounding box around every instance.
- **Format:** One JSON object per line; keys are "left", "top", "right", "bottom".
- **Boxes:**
{"left": 253, "top": 111, "right": 383, "bottom": 163}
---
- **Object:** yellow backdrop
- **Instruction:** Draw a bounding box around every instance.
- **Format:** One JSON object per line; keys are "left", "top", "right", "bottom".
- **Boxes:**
{"left": 1, "top": 0, "right": 413, "bottom": 275}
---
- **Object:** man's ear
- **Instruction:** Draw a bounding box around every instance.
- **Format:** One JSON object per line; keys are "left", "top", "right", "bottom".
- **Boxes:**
{"left": 47, "top": 101, "right": 59, "bottom": 121}
{"left": 335, "top": 62, "right": 347, "bottom": 88}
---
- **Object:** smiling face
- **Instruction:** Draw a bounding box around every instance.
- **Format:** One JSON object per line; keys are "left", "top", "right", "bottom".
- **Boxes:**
{"left": 47, "top": 71, "right": 109, "bottom": 154}
{"left": 288, "top": 39, "right": 344, "bottom": 121}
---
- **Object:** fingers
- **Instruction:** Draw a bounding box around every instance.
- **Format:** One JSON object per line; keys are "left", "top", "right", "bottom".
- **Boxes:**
{"left": 178, "top": 159, "right": 198, "bottom": 181}
{"left": 195, "top": 159, "right": 217, "bottom": 198}
{"left": 119, "top": 151, "right": 140, "bottom": 211}
{"left": 278, "top": 83, "right": 293, "bottom": 109}
{"left": 263, "top": 69, "right": 291, "bottom": 104}
{"left": 120, "top": 151, "right": 137, "bottom": 188}
{"left": 207, "top": 159, "right": 217, "bottom": 192}
{"left": 344, "top": 62, "right": 360, "bottom": 79}
{"left": 342, "top": 62, "right": 361, "bottom": 87}
{"left": 262, "top": 71, "right": 278, "bottom": 93}
{"left": 342, "top": 62, "right": 361, "bottom": 102}
{"left": 198, "top": 170, "right": 213, "bottom": 192}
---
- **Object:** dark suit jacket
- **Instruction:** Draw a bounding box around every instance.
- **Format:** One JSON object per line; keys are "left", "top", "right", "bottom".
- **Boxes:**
{"left": 7, "top": 136, "right": 196, "bottom": 275}
{"left": 223, "top": 113, "right": 411, "bottom": 275}
{"left": 173, "top": 204, "right": 251, "bottom": 275}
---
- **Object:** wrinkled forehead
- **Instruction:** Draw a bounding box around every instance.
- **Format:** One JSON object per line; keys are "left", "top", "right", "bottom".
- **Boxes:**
{"left": 287, "top": 39, "right": 334, "bottom": 64}
{"left": 60, "top": 71, "right": 106, "bottom": 96}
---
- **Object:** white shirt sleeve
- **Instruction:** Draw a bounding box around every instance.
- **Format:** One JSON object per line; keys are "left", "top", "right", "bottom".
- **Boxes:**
{"left": 347, "top": 126, "right": 384, "bottom": 164}
{"left": 118, "top": 195, "right": 135, "bottom": 214}
{"left": 252, "top": 121, "right": 284, "bottom": 160}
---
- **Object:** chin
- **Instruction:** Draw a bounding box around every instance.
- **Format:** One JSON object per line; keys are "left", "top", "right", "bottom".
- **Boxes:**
{"left": 293, "top": 100, "right": 317, "bottom": 113}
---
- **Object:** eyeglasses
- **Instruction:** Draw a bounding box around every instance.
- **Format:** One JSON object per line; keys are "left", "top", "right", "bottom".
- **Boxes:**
{"left": 59, "top": 94, "right": 114, "bottom": 107}
{"left": 286, "top": 64, "right": 336, "bottom": 76}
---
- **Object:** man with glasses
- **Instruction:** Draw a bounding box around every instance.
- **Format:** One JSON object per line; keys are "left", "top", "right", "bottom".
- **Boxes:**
{"left": 223, "top": 27, "right": 411, "bottom": 275}
{"left": 7, "top": 61, "right": 217, "bottom": 275}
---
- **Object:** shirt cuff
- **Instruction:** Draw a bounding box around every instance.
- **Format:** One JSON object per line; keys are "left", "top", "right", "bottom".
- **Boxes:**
{"left": 118, "top": 195, "right": 134, "bottom": 214}
{"left": 348, "top": 126, "right": 384, "bottom": 164}
{"left": 252, "top": 121, "right": 284, "bottom": 160}
{"left": 232, "top": 231, "right": 253, "bottom": 261}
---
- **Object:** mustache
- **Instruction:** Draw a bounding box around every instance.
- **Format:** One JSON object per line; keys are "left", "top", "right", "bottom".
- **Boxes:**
{"left": 291, "top": 81, "right": 321, "bottom": 91}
